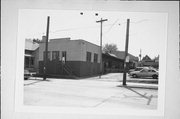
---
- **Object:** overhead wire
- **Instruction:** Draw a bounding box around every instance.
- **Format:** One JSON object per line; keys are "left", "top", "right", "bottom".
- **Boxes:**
{"left": 28, "top": 19, "right": 149, "bottom": 40}
{"left": 103, "top": 19, "right": 119, "bottom": 35}
{"left": 102, "top": 19, "right": 149, "bottom": 45}
{"left": 48, "top": 23, "right": 118, "bottom": 34}
{"left": 102, "top": 19, "right": 120, "bottom": 45}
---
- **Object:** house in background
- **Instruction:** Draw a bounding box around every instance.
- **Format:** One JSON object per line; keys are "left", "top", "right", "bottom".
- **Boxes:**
{"left": 112, "top": 51, "right": 139, "bottom": 69}
{"left": 24, "top": 39, "right": 39, "bottom": 72}
{"left": 102, "top": 53, "right": 124, "bottom": 73}
{"left": 139, "top": 55, "right": 159, "bottom": 69}
{"left": 38, "top": 36, "right": 124, "bottom": 78}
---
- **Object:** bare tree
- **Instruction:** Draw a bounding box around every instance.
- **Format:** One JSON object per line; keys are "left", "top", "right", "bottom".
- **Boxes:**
{"left": 103, "top": 43, "right": 118, "bottom": 54}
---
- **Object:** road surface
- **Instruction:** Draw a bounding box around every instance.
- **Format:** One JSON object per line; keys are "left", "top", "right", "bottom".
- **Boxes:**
{"left": 24, "top": 73, "right": 158, "bottom": 109}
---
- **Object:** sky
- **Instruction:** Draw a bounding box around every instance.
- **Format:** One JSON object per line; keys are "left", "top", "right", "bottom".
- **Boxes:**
{"left": 19, "top": 9, "right": 167, "bottom": 59}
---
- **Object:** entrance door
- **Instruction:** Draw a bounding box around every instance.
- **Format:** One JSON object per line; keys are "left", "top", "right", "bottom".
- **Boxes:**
{"left": 62, "top": 51, "right": 66, "bottom": 63}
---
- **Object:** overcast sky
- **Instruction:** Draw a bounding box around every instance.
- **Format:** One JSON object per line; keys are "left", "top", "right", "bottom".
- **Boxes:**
{"left": 19, "top": 9, "right": 167, "bottom": 59}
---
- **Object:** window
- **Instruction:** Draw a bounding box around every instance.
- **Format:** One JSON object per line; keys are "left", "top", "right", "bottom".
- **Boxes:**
{"left": 24, "top": 56, "right": 34, "bottom": 68}
{"left": 141, "top": 69, "right": 148, "bottom": 72}
{"left": 86, "top": 52, "right": 91, "bottom": 62}
{"left": 52, "top": 51, "right": 59, "bottom": 60}
{"left": 30, "top": 57, "right": 34, "bottom": 66}
{"left": 135, "top": 68, "right": 143, "bottom": 71}
{"left": 149, "top": 69, "right": 156, "bottom": 72}
{"left": 94, "top": 53, "right": 98, "bottom": 63}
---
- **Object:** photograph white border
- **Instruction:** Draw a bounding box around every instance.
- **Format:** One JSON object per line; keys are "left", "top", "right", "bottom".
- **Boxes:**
{"left": 15, "top": 9, "right": 168, "bottom": 117}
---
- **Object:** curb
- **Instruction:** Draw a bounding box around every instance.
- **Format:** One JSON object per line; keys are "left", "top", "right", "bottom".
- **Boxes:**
{"left": 117, "top": 84, "right": 158, "bottom": 90}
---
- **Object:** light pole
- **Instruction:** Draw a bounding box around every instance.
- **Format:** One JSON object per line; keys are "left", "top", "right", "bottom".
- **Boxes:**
{"left": 123, "top": 19, "right": 130, "bottom": 86}
{"left": 43, "top": 16, "right": 50, "bottom": 80}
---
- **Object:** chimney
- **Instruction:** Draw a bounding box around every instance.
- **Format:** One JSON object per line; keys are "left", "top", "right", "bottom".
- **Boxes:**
{"left": 42, "top": 36, "right": 46, "bottom": 42}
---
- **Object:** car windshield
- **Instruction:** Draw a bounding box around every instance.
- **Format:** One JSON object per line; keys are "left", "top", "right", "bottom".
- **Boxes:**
{"left": 140, "top": 69, "right": 148, "bottom": 72}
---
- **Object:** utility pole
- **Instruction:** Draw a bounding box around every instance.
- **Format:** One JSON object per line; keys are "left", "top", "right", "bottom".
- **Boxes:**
{"left": 96, "top": 18, "right": 108, "bottom": 78}
{"left": 43, "top": 16, "right": 50, "bottom": 80}
{"left": 139, "top": 49, "right": 142, "bottom": 61}
{"left": 123, "top": 19, "right": 130, "bottom": 86}
{"left": 139, "top": 49, "right": 142, "bottom": 67}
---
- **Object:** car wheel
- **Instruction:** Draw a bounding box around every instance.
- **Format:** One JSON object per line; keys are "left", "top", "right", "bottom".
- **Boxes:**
{"left": 152, "top": 75, "right": 158, "bottom": 79}
{"left": 132, "top": 74, "right": 137, "bottom": 78}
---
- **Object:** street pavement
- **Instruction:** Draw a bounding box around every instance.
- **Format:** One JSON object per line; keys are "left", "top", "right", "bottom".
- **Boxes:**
{"left": 24, "top": 73, "right": 158, "bottom": 109}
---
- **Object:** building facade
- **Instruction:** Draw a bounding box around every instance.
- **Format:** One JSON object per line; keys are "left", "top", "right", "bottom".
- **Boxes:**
{"left": 38, "top": 37, "right": 101, "bottom": 77}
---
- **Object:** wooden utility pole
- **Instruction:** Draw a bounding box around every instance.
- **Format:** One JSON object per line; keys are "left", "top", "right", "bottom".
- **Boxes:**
{"left": 96, "top": 18, "right": 108, "bottom": 78}
{"left": 139, "top": 49, "right": 142, "bottom": 61}
{"left": 43, "top": 16, "right": 50, "bottom": 80}
{"left": 123, "top": 19, "right": 130, "bottom": 85}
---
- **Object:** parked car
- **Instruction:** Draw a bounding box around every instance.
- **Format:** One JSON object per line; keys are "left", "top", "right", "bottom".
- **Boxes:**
{"left": 24, "top": 69, "right": 31, "bottom": 80}
{"left": 129, "top": 68, "right": 158, "bottom": 79}
{"left": 128, "top": 67, "right": 149, "bottom": 74}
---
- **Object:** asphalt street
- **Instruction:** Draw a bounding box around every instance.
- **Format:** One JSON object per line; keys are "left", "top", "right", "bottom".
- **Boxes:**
{"left": 24, "top": 73, "right": 158, "bottom": 109}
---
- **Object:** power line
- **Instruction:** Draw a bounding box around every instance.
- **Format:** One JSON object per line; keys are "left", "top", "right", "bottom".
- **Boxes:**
{"left": 104, "top": 19, "right": 119, "bottom": 35}
{"left": 49, "top": 23, "right": 116, "bottom": 34}
{"left": 119, "top": 19, "right": 149, "bottom": 25}
{"left": 49, "top": 25, "right": 99, "bottom": 34}
{"left": 27, "top": 19, "right": 148, "bottom": 39}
